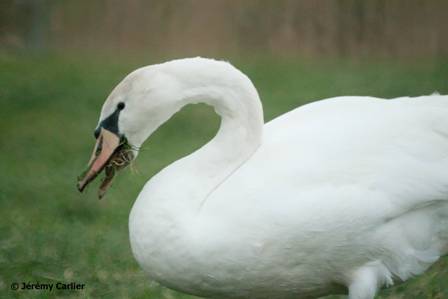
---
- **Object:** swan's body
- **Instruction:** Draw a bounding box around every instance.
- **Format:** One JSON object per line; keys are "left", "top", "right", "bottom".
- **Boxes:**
{"left": 79, "top": 58, "right": 448, "bottom": 299}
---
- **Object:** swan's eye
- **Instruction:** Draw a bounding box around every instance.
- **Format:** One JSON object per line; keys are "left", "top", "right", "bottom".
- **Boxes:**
{"left": 117, "top": 102, "right": 125, "bottom": 110}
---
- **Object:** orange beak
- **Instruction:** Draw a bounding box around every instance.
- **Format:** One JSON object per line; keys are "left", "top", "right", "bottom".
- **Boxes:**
{"left": 77, "top": 128, "right": 120, "bottom": 193}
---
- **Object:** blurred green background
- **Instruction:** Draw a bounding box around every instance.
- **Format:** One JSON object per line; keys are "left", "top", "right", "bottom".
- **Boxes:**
{"left": 1, "top": 1, "right": 447, "bottom": 298}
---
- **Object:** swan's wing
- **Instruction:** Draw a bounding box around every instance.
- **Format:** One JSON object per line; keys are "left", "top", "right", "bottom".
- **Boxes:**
{"left": 209, "top": 95, "right": 448, "bottom": 225}
{"left": 260, "top": 95, "right": 448, "bottom": 213}
{"left": 248, "top": 95, "right": 448, "bottom": 276}
{"left": 215, "top": 95, "right": 448, "bottom": 232}
{"left": 204, "top": 95, "right": 448, "bottom": 281}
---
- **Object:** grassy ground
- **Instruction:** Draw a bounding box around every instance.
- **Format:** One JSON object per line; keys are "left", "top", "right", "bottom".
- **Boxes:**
{"left": 0, "top": 52, "right": 447, "bottom": 298}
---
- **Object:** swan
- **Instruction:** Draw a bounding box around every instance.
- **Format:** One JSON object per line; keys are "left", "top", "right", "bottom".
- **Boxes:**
{"left": 77, "top": 57, "right": 448, "bottom": 299}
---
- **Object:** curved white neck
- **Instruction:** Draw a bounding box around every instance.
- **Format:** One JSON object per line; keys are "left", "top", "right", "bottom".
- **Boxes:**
{"left": 131, "top": 69, "right": 264, "bottom": 221}
{"left": 128, "top": 62, "right": 264, "bottom": 283}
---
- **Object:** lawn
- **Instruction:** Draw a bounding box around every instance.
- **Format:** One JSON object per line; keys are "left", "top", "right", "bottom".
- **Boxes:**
{"left": 0, "top": 52, "right": 447, "bottom": 298}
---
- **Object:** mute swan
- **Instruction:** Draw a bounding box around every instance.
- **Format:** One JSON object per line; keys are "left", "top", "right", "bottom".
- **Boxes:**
{"left": 77, "top": 57, "right": 448, "bottom": 299}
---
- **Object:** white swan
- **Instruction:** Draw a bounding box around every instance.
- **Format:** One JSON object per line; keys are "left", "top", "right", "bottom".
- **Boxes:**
{"left": 77, "top": 57, "right": 448, "bottom": 299}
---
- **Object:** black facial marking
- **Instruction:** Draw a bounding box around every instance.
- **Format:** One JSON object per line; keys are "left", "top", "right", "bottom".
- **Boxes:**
{"left": 94, "top": 127, "right": 100, "bottom": 139}
{"left": 94, "top": 103, "right": 125, "bottom": 137}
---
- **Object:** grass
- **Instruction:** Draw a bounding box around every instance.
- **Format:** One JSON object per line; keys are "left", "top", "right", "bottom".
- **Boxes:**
{"left": 0, "top": 52, "right": 447, "bottom": 298}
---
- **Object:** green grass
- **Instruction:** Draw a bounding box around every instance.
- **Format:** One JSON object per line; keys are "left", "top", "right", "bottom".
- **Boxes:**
{"left": 0, "top": 52, "right": 447, "bottom": 298}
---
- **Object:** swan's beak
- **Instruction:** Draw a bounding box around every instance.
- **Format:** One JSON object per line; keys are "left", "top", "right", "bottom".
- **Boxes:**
{"left": 77, "top": 128, "right": 120, "bottom": 197}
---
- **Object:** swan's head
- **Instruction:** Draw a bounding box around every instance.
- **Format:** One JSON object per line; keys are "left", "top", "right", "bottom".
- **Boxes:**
{"left": 77, "top": 65, "right": 183, "bottom": 198}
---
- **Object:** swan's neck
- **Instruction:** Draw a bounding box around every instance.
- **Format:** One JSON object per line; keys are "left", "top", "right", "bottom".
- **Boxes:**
{"left": 131, "top": 77, "right": 264, "bottom": 221}
{"left": 129, "top": 67, "right": 264, "bottom": 283}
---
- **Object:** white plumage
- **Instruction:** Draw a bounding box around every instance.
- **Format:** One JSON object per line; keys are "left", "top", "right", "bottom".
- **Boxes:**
{"left": 89, "top": 58, "right": 448, "bottom": 298}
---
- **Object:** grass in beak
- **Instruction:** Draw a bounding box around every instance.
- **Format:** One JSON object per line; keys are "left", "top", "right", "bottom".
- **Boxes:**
{"left": 97, "top": 138, "right": 135, "bottom": 199}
